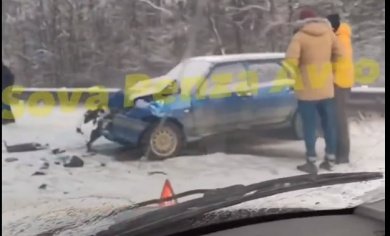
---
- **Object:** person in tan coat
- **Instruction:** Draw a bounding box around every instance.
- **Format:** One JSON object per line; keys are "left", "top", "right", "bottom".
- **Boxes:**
{"left": 285, "top": 9, "right": 345, "bottom": 174}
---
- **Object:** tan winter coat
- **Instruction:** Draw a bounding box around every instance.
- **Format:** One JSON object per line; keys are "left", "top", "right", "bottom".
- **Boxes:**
{"left": 285, "top": 17, "right": 345, "bottom": 101}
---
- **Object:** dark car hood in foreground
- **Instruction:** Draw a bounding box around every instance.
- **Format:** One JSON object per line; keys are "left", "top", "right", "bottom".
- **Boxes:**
{"left": 14, "top": 200, "right": 384, "bottom": 236}
{"left": 3, "top": 172, "right": 383, "bottom": 236}
{"left": 48, "top": 207, "right": 312, "bottom": 236}
{"left": 3, "top": 205, "right": 159, "bottom": 236}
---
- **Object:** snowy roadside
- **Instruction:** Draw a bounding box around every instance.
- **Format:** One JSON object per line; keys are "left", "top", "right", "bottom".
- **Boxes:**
{"left": 2, "top": 108, "right": 385, "bottom": 235}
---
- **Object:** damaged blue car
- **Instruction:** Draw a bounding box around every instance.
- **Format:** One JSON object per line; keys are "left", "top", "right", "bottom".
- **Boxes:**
{"left": 97, "top": 53, "right": 305, "bottom": 159}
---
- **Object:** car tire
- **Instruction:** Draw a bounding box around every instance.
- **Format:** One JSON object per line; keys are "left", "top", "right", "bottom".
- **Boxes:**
{"left": 141, "top": 121, "right": 184, "bottom": 160}
{"left": 292, "top": 112, "right": 322, "bottom": 140}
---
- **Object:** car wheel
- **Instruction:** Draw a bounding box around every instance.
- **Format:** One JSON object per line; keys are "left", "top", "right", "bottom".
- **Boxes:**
{"left": 292, "top": 112, "right": 322, "bottom": 140}
{"left": 142, "top": 121, "right": 184, "bottom": 160}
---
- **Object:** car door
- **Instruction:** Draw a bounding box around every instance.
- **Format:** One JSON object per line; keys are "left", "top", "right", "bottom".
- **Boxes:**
{"left": 191, "top": 62, "right": 253, "bottom": 135}
{"left": 246, "top": 60, "right": 296, "bottom": 124}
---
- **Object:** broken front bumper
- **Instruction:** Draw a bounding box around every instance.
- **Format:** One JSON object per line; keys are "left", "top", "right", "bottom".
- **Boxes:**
{"left": 101, "top": 113, "right": 149, "bottom": 145}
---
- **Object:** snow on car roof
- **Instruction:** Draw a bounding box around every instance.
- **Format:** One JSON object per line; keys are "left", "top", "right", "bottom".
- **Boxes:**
{"left": 191, "top": 53, "right": 286, "bottom": 63}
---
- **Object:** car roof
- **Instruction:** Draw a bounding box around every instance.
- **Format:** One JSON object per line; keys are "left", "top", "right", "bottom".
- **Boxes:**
{"left": 191, "top": 53, "right": 285, "bottom": 64}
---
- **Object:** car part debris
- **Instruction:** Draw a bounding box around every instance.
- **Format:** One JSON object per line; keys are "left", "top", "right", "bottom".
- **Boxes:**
{"left": 40, "top": 162, "right": 50, "bottom": 170}
{"left": 39, "top": 184, "right": 47, "bottom": 189}
{"left": 32, "top": 171, "right": 46, "bottom": 176}
{"left": 148, "top": 171, "right": 168, "bottom": 176}
{"left": 3, "top": 141, "right": 49, "bottom": 153}
{"left": 64, "top": 156, "right": 84, "bottom": 168}
{"left": 4, "top": 157, "right": 18, "bottom": 162}
{"left": 76, "top": 127, "right": 84, "bottom": 135}
{"left": 52, "top": 148, "right": 66, "bottom": 154}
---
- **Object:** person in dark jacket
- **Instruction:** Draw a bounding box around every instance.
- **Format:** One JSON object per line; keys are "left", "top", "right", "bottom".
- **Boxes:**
{"left": 2, "top": 62, "right": 16, "bottom": 125}
{"left": 327, "top": 13, "right": 354, "bottom": 164}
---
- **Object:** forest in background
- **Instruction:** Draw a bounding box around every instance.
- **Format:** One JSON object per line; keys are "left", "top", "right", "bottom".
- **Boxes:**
{"left": 2, "top": 0, "right": 385, "bottom": 87}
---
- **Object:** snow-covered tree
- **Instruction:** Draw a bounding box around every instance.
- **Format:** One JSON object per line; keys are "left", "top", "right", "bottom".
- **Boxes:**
{"left": 2, "top": 0, "right": 385, "bottom": 87}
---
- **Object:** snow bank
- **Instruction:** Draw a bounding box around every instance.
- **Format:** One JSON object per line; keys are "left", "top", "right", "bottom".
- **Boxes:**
{"left": 2, "top": 108, "right": 385, "bottom": 235}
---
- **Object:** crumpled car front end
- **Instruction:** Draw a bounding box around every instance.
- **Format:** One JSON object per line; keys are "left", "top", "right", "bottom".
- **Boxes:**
{"left": 101, "top": 105, "right": 154, "bottom": 146}
{"left": 100, "top": 78, "right": 189, "bottom": 149}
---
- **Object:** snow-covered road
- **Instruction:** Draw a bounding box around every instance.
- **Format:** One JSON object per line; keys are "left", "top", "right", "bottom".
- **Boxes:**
{"left": 2, "top": 107, "right": 385, "bottom": 235}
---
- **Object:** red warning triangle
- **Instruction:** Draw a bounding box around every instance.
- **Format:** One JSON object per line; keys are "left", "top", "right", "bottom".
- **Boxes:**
{"left": 159, "top": 179, "right": 177, "bottom": 207}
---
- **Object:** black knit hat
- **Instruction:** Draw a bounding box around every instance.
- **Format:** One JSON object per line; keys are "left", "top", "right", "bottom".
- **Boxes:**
{"left": 327, "top": 14, "right": 340, "bottom": 31}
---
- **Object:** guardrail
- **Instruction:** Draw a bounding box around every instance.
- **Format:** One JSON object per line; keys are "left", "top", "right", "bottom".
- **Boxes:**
{"left": 12, "top": 87, "right": 120, "bottom": 104}
{"left": 348, "top": 86, "right": 385, "bottom": 112}
{"left": 11, "top": 86, "right": 385, "bottom": 110}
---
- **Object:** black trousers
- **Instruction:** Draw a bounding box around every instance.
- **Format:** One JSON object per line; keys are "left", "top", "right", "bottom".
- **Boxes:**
{"left": 334, "top": 85, "right": 351, "bottom": 163}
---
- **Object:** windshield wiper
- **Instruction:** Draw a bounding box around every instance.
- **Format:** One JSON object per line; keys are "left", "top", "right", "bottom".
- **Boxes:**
{"left": 96, "top": 172, "right": 383, "bottom": 236}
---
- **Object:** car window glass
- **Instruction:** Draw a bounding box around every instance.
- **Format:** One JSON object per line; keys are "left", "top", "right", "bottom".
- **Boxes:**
{"left": 198, "top": 63, "right": 248, "bottom": 98}
{"left": 247, "top": 62, "right": 283, "bottom": 84}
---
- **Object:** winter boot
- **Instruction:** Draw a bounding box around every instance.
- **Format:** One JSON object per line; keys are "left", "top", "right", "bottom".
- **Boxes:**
{"left": 297, "top": 161, "right": 318, "bottom": 175}
{"left": 320, "top": 154, "right": 336, "bottom": 171}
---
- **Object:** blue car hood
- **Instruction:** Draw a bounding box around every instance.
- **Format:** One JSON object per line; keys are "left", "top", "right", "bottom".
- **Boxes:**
{"left": 128, "top": 77, "right": 176, "bottom": 102}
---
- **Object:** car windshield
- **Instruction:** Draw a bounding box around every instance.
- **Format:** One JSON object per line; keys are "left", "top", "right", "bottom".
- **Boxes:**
{"left": 166, "top": 59, "right": 212, "bottom": 82}
{"left": 2, "top": 0, "right": 385, "bottom": 235}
